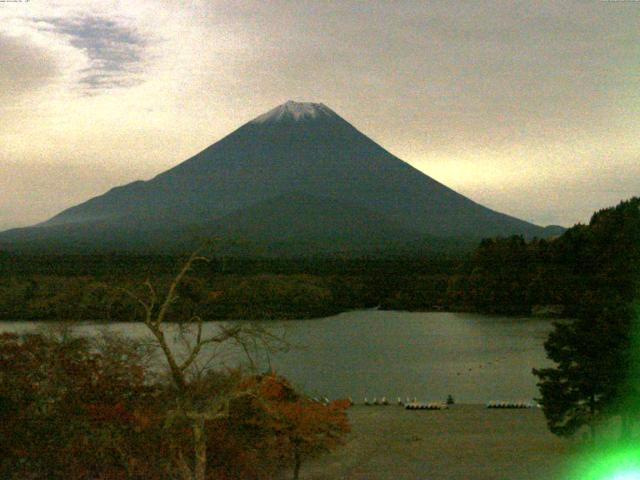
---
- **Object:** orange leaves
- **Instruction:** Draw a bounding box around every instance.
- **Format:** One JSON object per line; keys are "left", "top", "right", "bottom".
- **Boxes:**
{"left": 258, "top": 373, "right": 295, "bottom": 401}
{"left": 131, "top": 408, "right": 155, "bottom": 432}
{"left": 278, "top": 398, "right": 350, "bottom": 445}
{"left": 0, "top": 332, "right": 171, "bottom": 479}
{"left": 0, "top": 333, "right": 350, "bottom": 479}
{"left": 199, "top": 372, "right": 351, "bottom": 478}
{"left": 249, "top": 373, "right": 351, "bottom": 458}
{"left": 238, "top": 371, "right": 297, "bottom": 402}
{"left": 85, "top": 402, "right": 136, "bottom": 425}
{"left": 329, "top": 398, "right": 351, "bottom": 411}
{"left": 207, "top": 290, "right": 224, "bottom": 302}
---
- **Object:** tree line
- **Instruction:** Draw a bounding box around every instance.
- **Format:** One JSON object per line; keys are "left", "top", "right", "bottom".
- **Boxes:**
{"left": 1, "top": 199, "right": 638, "bottom": 322}
{"left": 450, "top": 198, "right": 639, "bottom": 317}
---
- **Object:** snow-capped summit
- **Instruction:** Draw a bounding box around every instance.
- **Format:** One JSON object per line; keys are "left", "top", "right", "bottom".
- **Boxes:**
{"left": 250, "top": 100, "right": 336, "bottom": 124}
{"left": 0, "top": 99, "right": 552, "bottom": 254}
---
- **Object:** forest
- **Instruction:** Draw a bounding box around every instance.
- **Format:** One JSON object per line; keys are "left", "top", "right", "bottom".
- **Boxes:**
{"left": 1, "top": 197, "right": 638, "bottom": 322}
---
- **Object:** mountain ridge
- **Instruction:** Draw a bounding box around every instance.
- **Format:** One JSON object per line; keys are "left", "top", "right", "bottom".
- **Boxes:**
{"left": 0, "top": 100, "right": 559, "bottom": 254}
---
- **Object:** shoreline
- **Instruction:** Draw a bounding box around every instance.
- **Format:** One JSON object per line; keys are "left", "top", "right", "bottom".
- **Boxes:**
{"left": 301, "top": 404, "right": 576, "bottom": 480}
{"left": 0, "top": 305, "right": 564, "bottom": 323}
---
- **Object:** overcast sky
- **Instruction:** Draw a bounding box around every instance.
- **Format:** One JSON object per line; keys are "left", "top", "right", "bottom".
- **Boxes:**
{"left": 1, "top": 0, "right": 639, "bottom": 231}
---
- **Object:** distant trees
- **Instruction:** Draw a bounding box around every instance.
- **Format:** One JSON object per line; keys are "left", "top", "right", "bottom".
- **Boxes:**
{"left": 3, "top": 199, "right": 639, "bottom": 322}
{"left": 453, "top": 197, "right": 640, "bottom": 317}
{"left": 0, "top": 250, "right": 465, "bottom": 322}
{"left": 203, "top": 274, "right": 336, "bottom": 319}
{"left": 0, "top": 272, "right": 378, "bottom": 322}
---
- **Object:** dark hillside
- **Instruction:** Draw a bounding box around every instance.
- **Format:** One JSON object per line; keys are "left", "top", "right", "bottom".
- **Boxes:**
{"left": 0, "top": 101, "right": 552, "bottom": 254}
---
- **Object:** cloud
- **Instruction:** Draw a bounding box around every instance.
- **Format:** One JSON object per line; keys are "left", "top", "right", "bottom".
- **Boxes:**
{"left": 0, "top": 0, "right": 638, "bottom": 230}
{"left": 0, "top": 33, "right": 58, "bottom": 101}
{"left": 36, "top": 15, "right": 147, "bottom": 92}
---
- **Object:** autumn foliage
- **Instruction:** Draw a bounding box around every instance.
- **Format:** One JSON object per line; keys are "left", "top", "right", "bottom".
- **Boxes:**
{"left": 0, "top": 333, "right": 350, "bottom": 479}
{"left": 0, "top": 331, "right": 168, "bottom": 479}
{"left": 224, "top": 373, "right": 351, "bottom": 479}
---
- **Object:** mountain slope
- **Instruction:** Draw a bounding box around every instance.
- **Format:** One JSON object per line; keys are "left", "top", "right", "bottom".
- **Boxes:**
{"left": 0, "top": 101, "right": 554, "bottom": 254}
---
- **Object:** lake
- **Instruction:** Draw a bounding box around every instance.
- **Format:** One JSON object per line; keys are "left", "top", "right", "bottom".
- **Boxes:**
{"left": 0, "top": 310, "right": 556, "bottom": 403}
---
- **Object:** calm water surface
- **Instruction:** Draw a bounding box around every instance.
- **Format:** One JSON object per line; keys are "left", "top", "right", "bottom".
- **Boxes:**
{"left": 0, "top": 310, "right": 555, "bottom": 403}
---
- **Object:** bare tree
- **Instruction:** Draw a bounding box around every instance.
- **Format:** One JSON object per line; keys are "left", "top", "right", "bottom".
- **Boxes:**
{"left": 122, "top": 249, "right": 285, "bottom": 480}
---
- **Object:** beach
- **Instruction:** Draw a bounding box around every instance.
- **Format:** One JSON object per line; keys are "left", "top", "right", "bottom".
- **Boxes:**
{"left": 302, "top": 404, "right": 577, "bottom": 480}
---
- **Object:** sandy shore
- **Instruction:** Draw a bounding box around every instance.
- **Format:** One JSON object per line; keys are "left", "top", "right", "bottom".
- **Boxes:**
{"left": 299, "top": 404, "right": 578, "bottom": 480}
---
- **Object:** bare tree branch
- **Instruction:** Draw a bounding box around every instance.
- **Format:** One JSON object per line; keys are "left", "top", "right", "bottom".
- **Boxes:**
{"left": 118, "top": 245, "right": 289, "bottom": 480}
{"left": 156, "top": 251, "right": 208, "bottom": 326}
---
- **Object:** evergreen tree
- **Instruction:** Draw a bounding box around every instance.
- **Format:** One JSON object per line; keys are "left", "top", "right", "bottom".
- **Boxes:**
{"left": 533, "top": 301, "right": 633, "bottom": 439}
{"left": 533, "top": 198, "right": 640, "bottom": 439}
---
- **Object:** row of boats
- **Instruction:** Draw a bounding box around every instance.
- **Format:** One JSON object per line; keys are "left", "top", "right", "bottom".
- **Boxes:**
{"left": 362, "top": 397, "right": 420, "bottom": 406}
{"left": 311, "top": 396, "right": 538, "bottom": 409}
{"left": 485, "top": 401, "right": 536, "bottom": 409}
{"left": 362, "top": 397, "right": 449, "bottom": 409}
{"left": 405, "top": 402, "right": 448, "bottom": 410}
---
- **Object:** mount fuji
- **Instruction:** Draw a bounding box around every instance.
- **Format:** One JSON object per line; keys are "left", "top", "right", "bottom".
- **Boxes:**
{"left": 0, "top": 101, "right": 558, "bottom": 254}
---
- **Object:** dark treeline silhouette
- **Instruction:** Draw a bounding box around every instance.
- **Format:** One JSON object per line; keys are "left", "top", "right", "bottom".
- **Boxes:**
{"left": 0, "top": 252, "right": 461, "bottom": 321}
{"left": 0, "top": 251, "right": 460, "bottom": 277}
{"left": 1, "top": 197, "right": 637, "bottom": 321}
{"left": 452, "top": 197, "right": 640, "bottom": 316}
{"left": 530, "top": 198, "right": 640, "bottom": 439}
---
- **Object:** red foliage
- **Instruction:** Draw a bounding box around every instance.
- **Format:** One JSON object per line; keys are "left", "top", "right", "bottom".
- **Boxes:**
{"left": 0, "top": 336, "right": 350, "bottom": 480}
{"left": 0, "top": 333, "right": 170, "bottom": 479}
{"left": 211, "top": 373, "right": 351, "bottom": 478}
